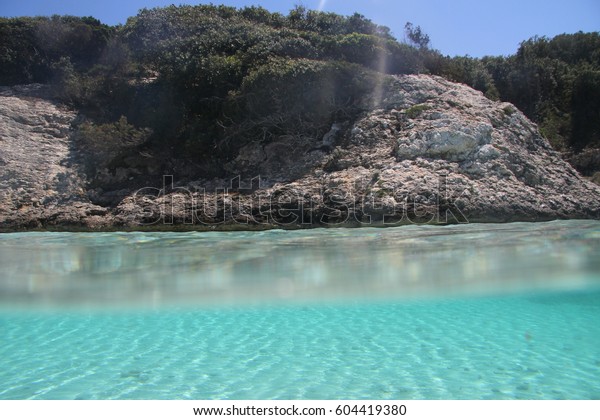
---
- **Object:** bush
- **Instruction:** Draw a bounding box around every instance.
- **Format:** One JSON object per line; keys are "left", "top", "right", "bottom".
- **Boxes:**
{"left": 405, "top": 104, "right": 431, "bottom": 118}
{"left": 0, "top": 16, "right": 111, "bottom": 85}
{"left": 219, "top": 58, "right": 379, "bottom": 151}
{"left": 74, "top": 116, "right": 152, "bottom": 174}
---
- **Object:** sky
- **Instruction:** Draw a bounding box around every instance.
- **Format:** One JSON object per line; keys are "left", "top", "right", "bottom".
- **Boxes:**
{"left": 1, "top": 0, "right": 598, "bottom": 57}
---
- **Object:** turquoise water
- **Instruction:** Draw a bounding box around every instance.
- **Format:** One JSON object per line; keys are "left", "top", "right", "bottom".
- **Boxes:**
{"left": 0, "top": 220, "right": 599, "bottom": 399}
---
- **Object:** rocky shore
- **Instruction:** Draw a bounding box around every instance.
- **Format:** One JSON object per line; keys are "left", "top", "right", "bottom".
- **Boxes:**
{"left": 1, "top": 75, "right": 599, "bottom": 231}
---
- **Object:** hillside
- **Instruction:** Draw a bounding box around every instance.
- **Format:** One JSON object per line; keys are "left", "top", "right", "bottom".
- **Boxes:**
{"left": 1, "top": 6, "right": 599, "bottom": 182}
{"left": 0, "top": 5, "right": 599, "bottom": 230}
{"left": 1, "top": 74, "right": 599, "bottom": 230}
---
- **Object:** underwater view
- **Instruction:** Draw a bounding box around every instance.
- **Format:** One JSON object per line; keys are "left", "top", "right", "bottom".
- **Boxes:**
{"left": 0, "top": 220, "right": 599, "bottom": 399}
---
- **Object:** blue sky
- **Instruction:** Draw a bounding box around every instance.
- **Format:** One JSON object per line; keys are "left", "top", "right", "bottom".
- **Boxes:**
{"left": 1, "top": 0, "right": 598, "bottom": 57}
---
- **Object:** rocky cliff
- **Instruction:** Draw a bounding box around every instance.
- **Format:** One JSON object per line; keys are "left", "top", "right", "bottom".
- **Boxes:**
{"left": 1, "top": 75, "right": 599, "bottom": 231}
{"left": 0, "top": 85, "right": 108, "bottom": 230}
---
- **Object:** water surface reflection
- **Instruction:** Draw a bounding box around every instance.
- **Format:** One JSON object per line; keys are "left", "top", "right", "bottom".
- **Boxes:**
{"left": 0, "top": 220, "right": 599, "bottom": 308}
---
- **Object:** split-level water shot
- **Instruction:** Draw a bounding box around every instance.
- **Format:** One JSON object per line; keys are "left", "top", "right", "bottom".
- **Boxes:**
{"left": 1, "top": 0, "right": 599, "bottom": 402}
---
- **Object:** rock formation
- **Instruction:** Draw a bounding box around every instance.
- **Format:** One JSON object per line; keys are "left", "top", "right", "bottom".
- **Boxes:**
{"left": 0, "top": 85, "right": 109, "bottom": 229}
{"left": 1, "top": 75, "right": 599, "bottom": 231}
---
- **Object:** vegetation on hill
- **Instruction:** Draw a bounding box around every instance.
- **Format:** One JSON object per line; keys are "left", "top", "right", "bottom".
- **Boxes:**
{"left": 1, "top": 5, "right": 599, "bottom": 183}
{"left": 481, "top": 34, "right": 600, "bottom": 163}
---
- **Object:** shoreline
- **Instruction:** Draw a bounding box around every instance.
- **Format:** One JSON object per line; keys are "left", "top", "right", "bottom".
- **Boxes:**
{"left": 0, "top": 215, "right": 590, "bottom": 234}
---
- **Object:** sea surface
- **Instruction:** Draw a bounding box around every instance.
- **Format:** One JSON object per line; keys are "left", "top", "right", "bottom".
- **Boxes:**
{"left": 0, "top": 220, "right": 599, "bottom": 399}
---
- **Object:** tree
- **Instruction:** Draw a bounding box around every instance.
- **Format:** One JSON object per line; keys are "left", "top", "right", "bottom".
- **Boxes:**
{"left": 404, "top": 22, "right": 430, "bottom": 49}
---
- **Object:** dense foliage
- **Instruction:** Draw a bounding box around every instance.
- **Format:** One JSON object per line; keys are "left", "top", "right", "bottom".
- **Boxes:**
{"left": 481, "top": 33, "right": 600, "bottom": 157}
{"left": 1, "top": 5, "right": 599, "bottom": 181}
{"left": 0, "top": 15, "right": 113, "bottom": 85}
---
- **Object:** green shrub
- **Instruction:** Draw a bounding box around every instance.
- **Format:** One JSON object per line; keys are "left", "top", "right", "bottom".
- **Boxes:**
{"left": 220, "top": 58, "right": 379, "bottom": 151}
{"left": 503, "top": 105, "right": 516, "bottom": 116}
{"left": 0, "top": 16, "right": 111, "bottom": 85}
{"left": 405, "top": 104, "right": 431, "bottom": 118}
{"left": 74, "top": 116, "right": 152, "bottom": 174}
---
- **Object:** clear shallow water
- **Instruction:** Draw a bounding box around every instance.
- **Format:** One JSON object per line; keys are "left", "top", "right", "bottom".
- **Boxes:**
{"left": 0, "top": 220, "right": 599, "bottom": 399}
{"left": 1, "top": 220, "right": 599, "bottom": 307}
